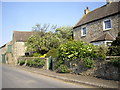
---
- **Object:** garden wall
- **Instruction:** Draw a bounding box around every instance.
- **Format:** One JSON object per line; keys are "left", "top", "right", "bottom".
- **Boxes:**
{"left": 75, "top": 60, "right": 119, "bottom": 81}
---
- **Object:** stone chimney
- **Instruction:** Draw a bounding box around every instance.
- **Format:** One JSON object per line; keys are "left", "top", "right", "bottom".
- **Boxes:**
{"left": 84, "top": 7, "right": 90, "bottom": 14}
{"left": 106, "top": 0, "right": 113, "bottom": 4}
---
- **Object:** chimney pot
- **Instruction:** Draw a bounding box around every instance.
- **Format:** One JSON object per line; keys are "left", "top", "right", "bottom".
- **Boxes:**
{"left": 106, "top": 0, "right": 112, "bottom": 4}
{"left": 84, "top": 7, "right": 90, "bottom": 14}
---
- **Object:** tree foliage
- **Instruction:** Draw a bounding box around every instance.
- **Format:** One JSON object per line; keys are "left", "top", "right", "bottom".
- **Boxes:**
{"left": 55, "top": 26, "right": 73, "bottom": 40}
{"left": 108, "top": 32, "right": 120, "bottom": 56}
{"left": 25, "top": 24, "right": 73, "bottom": 55}
{"left": 58, "top": 41, "right": 97, "bottom": 62}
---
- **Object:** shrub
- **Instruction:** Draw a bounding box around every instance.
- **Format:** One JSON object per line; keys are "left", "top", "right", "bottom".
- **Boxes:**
{"left": 19, "top": 60, "right": 25, "bottom": 65}
{"left": 26, "top": 58, "right": 45, "bottom": 67}
{"left": 26, "top": 59, "right": 33, "bottom": 67}
{"left": 108, "top": 46, "right": 120, "bottom": 56}
{"left": 108, "top": 58, "right": 120, "bottom": 67}
{"left": 58, "top": 41, "right": 95, "bottom": 61}
{"left": 95, "top": 45, "right": 108, "bottom": 59}
{"left": 33, "top": 53, "right": 42, "bottom": 57}
{"left": 34, "top": 58, "right": 45, "bottom": 67}
{"left": 57, "top": 64, "right": 70, "bottom": 73}
{"left": 108, "top": 32, "right": 120, "bottom": 56}
{"left": 83, "top": 57, "right": 94, "bottom": 68}
{"left": 58, "top": 41, "right": 96, "bottom": 62}
{"left": 55, "top": 59, "right": 64, "bottom": 69}
{"left": 46, "top": 49, "right": 58, "bottom": 58}
{"left": 54, "top": 41, "right": 97, "bottom": 70}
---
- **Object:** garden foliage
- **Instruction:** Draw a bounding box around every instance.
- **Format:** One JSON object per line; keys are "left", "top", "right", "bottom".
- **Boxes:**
{"left": 19, "top": 60, "right": 25, "bottom": 65}
{"left": 57, "top": 64, "right": 70, "bottom": 73}
{"left": 83, "top": 57, "right": 94, "bottom": 68}
{"left": 20, "top": 58, "right": 45, "bottom": 68}
{"left": 55, "top": 41, "right": 107, "bottom": 70}
{"left": 25, "top": 24, "right": 73, "bottom": 56}
{"left": 46, "top": 49, "right": 58, "bottom": 58}
{"left": 58, "top": 41, "right": 97, "bottom": 61}
{"left": 108, "top": 58, "right": 120, "bottom": 67}
{"left": 108, "top": 32, "right": 120, "bottom": 56}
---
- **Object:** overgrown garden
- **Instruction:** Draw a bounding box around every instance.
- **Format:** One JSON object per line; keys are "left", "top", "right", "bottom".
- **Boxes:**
{"left": 19, "top": 24, "right": 120, "bottom": 73}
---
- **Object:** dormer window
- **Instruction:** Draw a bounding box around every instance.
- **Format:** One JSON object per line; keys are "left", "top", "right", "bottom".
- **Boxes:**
{"left": 103, "top": 19, "right": 112, "bottom": 30}
{"left": 81, "top": 26, "right": 87, "bottom": 36}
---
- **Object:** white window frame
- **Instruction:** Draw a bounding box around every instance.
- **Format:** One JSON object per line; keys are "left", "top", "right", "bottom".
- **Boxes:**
{"left": 103, "top": 18, "right": 112, "bottom": 31}
{"left": 104, "top": 41, "right": 113, "bottom": 46}
{"left": 81, "top": 26, "right": 87, "bottom": 37}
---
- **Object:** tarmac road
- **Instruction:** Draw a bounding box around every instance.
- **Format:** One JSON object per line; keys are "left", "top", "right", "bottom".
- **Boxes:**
{"left": 2, "top": 64, "right": 96, "bottom": 88}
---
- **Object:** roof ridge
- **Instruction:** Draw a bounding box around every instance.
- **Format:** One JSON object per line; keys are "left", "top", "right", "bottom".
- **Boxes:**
{"left": 88, "top": 4, "right": 107, "bottom": 16}
{"left": 13, "top": 30, "right": 32, "bottom": 32}
{"left": 73, "top": 4, "right": 107, "bottom": 28}
{"left": 74, "top": 2, "right": 119, "bottom": 28}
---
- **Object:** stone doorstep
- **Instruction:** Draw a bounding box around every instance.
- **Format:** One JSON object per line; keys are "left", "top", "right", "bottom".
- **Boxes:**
{"left": 16, "top": 65, "right": 119, "bottom": 89}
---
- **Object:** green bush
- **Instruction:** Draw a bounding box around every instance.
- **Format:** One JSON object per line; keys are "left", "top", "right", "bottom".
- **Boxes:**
{"left": 108, "top": 32, "right": 120, "bottom": 56}
{"left": 19, "top": 60, "right": 25, "bottom": 65}
{"left": 33, "top": 53, "right": 42, "bottom": 57}
{"left": 46, "top": 49, "right": 58, "bottom": 58}
{"left": 55, "top": 59, "right": 64, "bottom": 69}
{"left": 34, "top": 58, "right": 45, "bottom": 67}
{"left": 26, "top": 59, "right": 45, "bottom": 67}
{"left": 108, "top": 46, "right": 120, "bottom": 56}
{"left": 54, "top": 41, "right": 98, "bottom": 70}
{"left": 57, "top": 64, "right": 70, "bottom": 73}
{"left": 26, "top": 59, "right": 33, "bottom": 67}
{"left": 109, "top": 58, "right": 120, "bottom": 67}
{"left": 83, "top": 57, "right": 94, "bottom": 68}
{"left": 95, "top": 45, "right": 108, "bottom": 59}
{"left": 58, "top": 41, "right": 96, "bottom": 61}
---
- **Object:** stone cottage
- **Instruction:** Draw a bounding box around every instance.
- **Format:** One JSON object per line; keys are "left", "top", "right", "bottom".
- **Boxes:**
{"left": 0, "top": 41, "right": 13, "bottom": 64}
{"left": 0, "top": 31, "right": 33, "bottom": 65}
{"left": 73, "top": 2, "right": 120, "bottom": 46}
{"left": 12, "top": 31, "right": 33, "bottom": 65}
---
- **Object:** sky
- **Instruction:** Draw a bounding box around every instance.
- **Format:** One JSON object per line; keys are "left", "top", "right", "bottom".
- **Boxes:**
{"left": 1, "top": 1, "right": 107, "bottom": 46}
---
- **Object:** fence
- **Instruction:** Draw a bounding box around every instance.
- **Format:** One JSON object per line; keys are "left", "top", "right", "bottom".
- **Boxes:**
{"left": 106, "top": 56, "right": 120, "bottom": 60}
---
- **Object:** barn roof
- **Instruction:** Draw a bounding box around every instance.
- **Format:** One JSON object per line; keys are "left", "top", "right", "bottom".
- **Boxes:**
{"left": 13, "top": 31, "right": 34, "bottom": 42}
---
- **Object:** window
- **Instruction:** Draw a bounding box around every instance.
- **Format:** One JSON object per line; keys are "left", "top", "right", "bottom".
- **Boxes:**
{"left": 81, "top": 27, "right": 87, "bottom": 36}
{"left": 103, "top": 19, "right": 112, "bottom": 30}
{"left": 7, "top": 45, "right": 12, "bottom": 53}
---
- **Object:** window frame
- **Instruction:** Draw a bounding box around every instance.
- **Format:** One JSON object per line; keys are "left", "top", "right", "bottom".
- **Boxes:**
{"left": 103, "top": 18, "right": 112, "bottom": 31}
{"left": 81, "top": 26, "right": 87, "bottom": 37}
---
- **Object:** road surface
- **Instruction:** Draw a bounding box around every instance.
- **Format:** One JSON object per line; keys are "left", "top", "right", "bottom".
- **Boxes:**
{"left": 2, "top": 64, "right": 95, "bottom": 88}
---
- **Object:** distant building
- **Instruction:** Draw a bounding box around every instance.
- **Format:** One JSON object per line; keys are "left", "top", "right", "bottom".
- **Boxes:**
{"left": 73, "top": 2, "right": 120, "bottom": 46}
{"left": 0, "top": 31, "right": 33, "bottom": 64}
{"left": 0, "top": 41, "right": 13, "bottom": 64}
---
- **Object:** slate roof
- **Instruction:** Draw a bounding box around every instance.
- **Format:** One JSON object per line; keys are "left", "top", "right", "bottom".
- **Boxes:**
{"left": 90, "top": 33, "right": 115, "bottom": 42}
{"left": 13, "top": 31, "right": 34, "bottom": 42}
{"left": 73, "top": 2, "right": 120, "bottom": 29}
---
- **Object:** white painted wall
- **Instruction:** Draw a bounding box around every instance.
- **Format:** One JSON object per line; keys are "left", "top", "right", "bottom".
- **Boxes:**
{"left": 91, "top": 40, "right": 113, "bottom": 46}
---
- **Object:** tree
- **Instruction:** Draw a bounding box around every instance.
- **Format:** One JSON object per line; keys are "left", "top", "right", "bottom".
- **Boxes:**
{"left": 108, "top": 32, "right": 120, "bottom": 56}
{"left": 25, "top": 24, "right": 68, "bottom": 55}
{"left": 55, "top": 26, "right": 73, "bottom": 41}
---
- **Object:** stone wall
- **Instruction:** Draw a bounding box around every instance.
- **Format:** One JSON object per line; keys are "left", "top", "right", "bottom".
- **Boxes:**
{"left": 74, "top": 60, "right": 119, "bottom": 81}
{"left": 74, "top": 14, "right": 119, "bottom": 43}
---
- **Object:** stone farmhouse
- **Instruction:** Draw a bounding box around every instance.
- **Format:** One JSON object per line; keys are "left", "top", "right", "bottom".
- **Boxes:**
{"left": 0, "top": 31, "right": 33, "bottom": 64}
{"left": 0, "top": 41, "right": 13, "bottom": 64}
{"left": 73, "top": 2, "right": 120, "bottom": 46}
